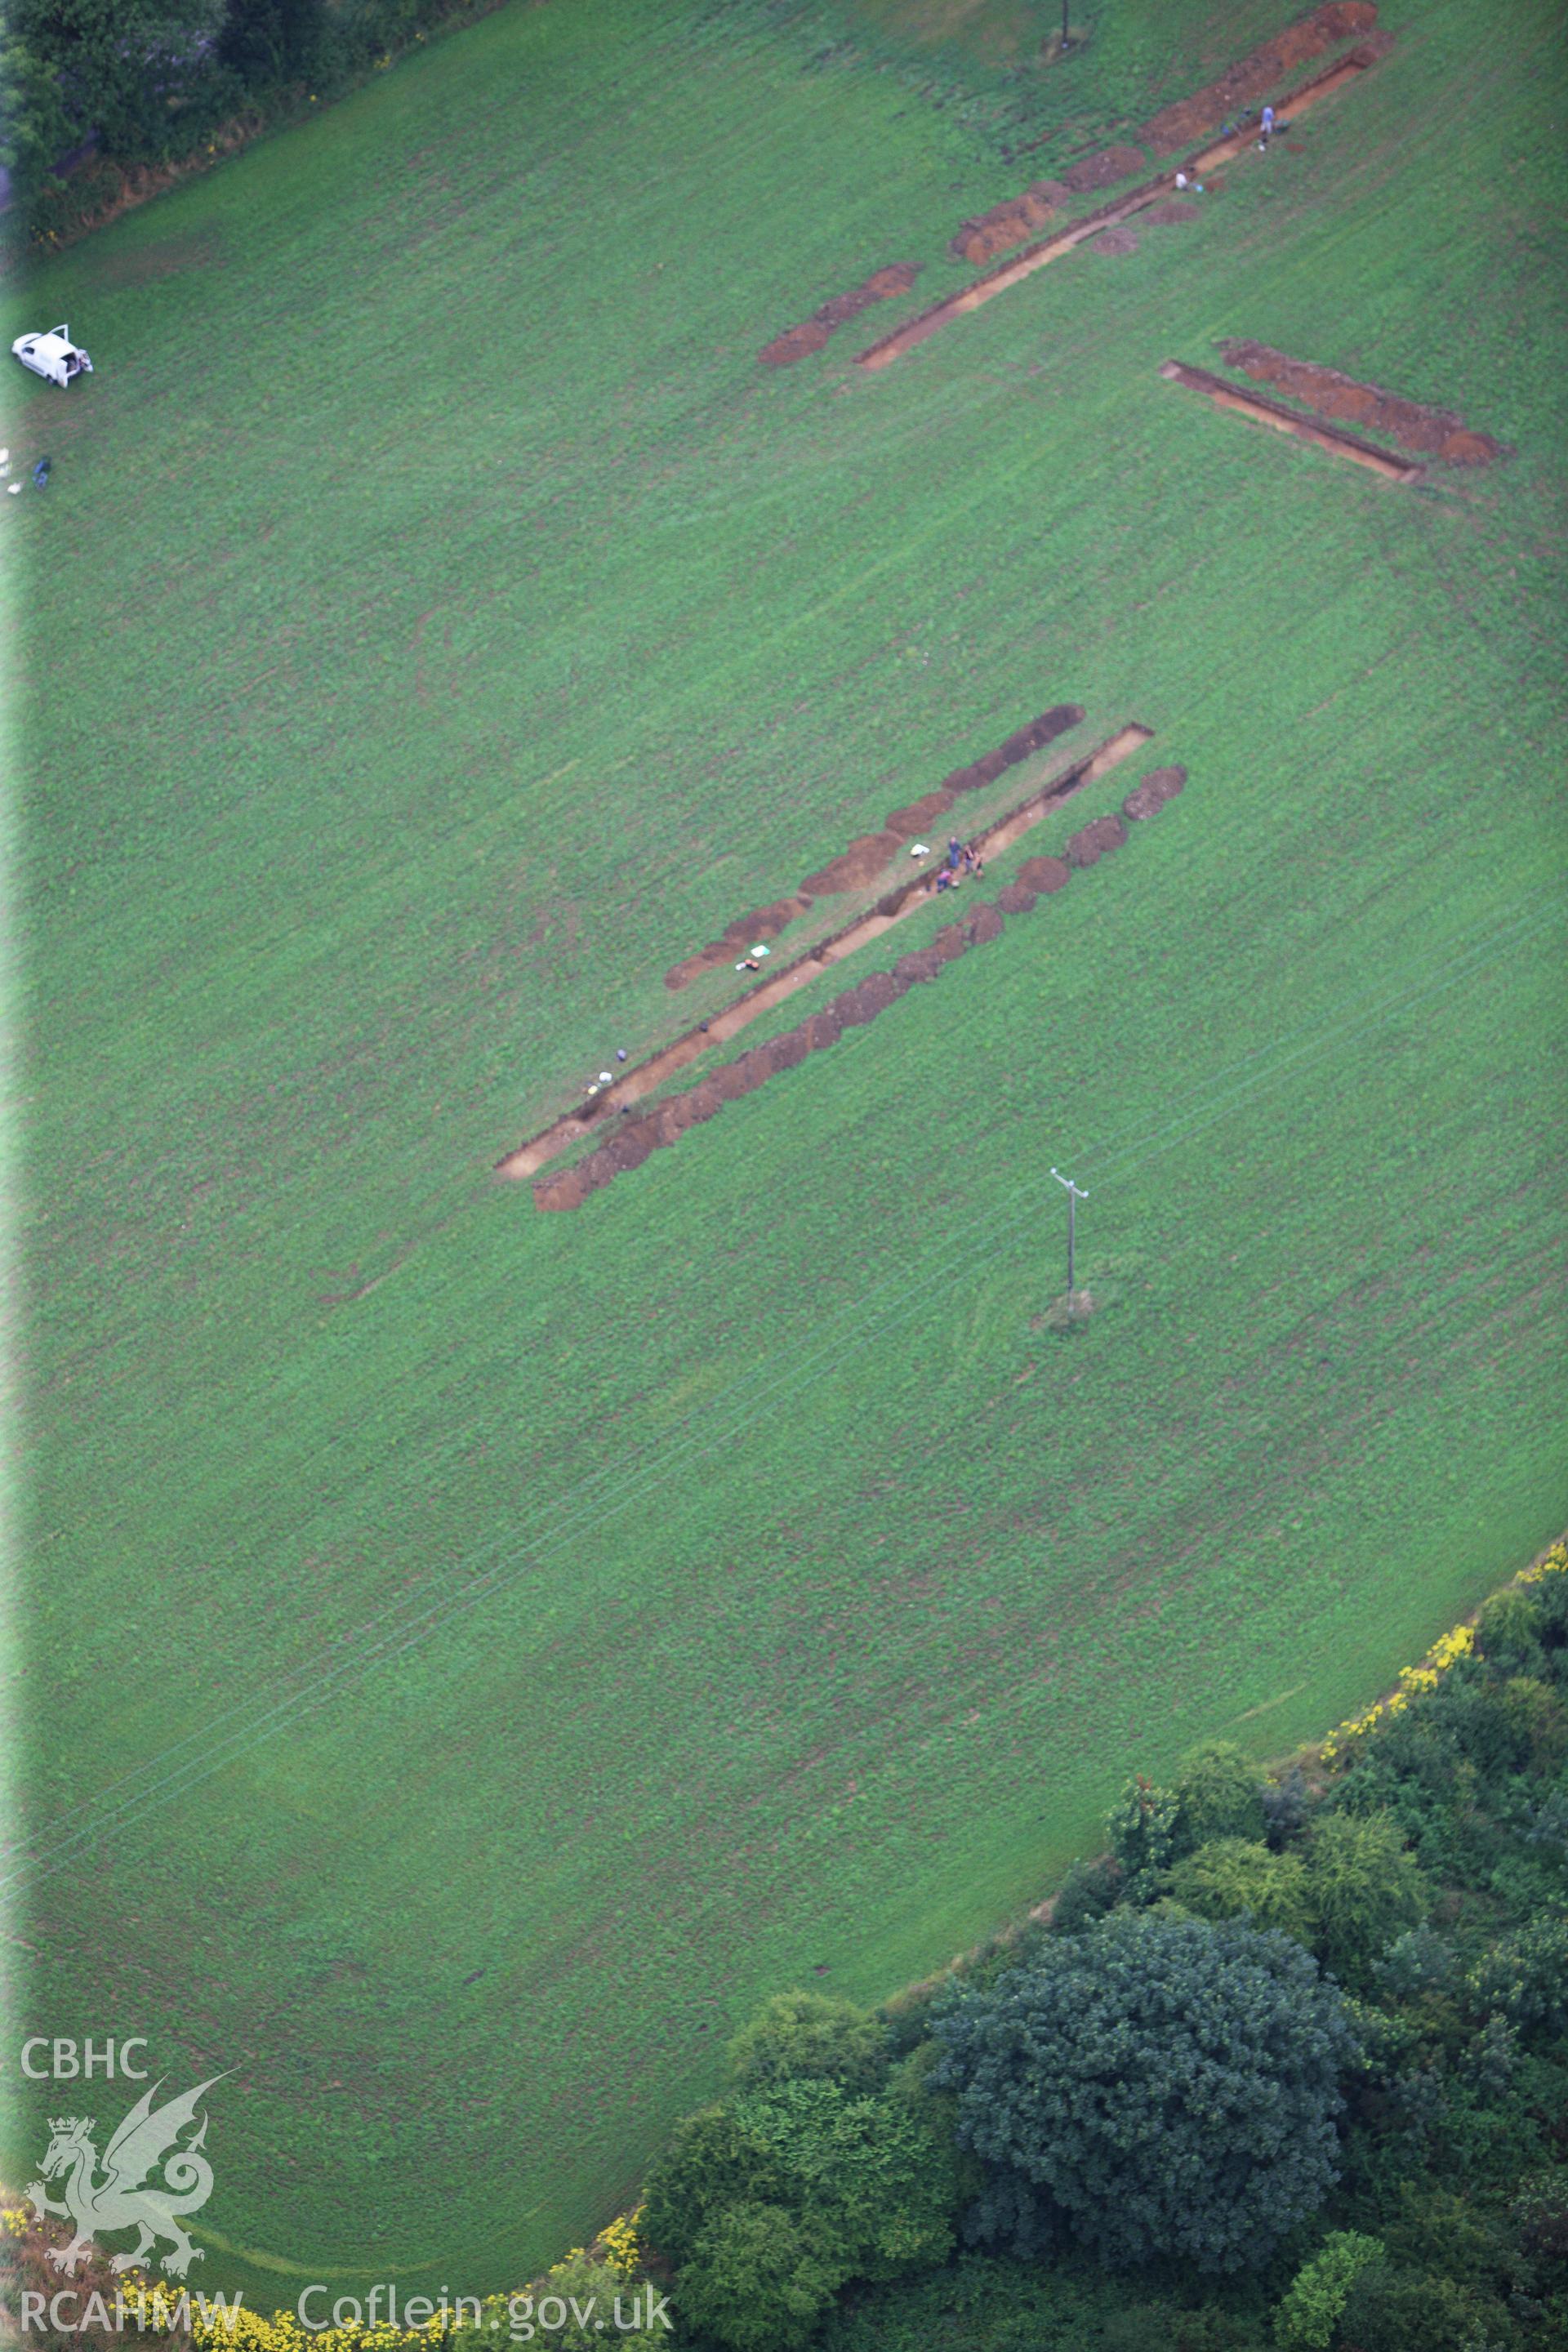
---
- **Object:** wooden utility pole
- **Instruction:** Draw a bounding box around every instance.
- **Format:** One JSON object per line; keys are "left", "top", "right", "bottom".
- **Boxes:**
{"left": 1050, "top": 1167, "right": 1088, "bottom": 1298}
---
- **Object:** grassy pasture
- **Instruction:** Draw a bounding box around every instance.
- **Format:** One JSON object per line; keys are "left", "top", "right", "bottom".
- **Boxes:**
{"left": 5, "top": 0, "right": 1566, "bottom": 2296}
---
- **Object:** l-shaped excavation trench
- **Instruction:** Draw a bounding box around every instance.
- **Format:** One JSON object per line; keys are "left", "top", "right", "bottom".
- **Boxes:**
{"left": 855, "top": 45, "right": 1383, "bottom": 370}
{"left": 1159, "top": 361, "right": 1424, "bottom": 480}
{"left": 497, "top": 721, "right": 1152, "bottom": 1185}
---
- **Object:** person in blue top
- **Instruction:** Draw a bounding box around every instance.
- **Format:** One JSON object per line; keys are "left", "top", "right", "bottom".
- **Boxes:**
{"left": 33, "top": 457, "right": 51, "bottom": 489}
{"left": 1258, "top": 104, "right": 1275, "bottom": 149}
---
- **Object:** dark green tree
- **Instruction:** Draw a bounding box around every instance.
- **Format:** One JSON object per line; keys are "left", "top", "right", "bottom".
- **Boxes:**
{"left": 0, "top": 33, "right": 74, "bottom": 196}
{"left": 7, "top": 0, "right": 225, "bottom": 163}
{"left": 1467, "top": 1912, "right": 1568, "bottom": 2039}
{"left": 216, "top": 0, "right": 326, "bottom": 88}
{"left": 1334, "top": 2261, "right": 1517, "bottom": 2351}
{"left": 929, "top": 1909, "right": 1358, "bottom": 2272}
{"left": 1049, "top": 1852, "right": 1125, "bottom": 1935}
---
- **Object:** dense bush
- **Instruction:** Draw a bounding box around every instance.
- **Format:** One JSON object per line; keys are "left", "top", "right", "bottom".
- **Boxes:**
{"left": 216, "top": 0, "right": 327, "bottom": 88}
{"left": 6, "top": 0, "right": 225, "bottom": 167}
{"left": 643, "top": 2069, "right": 963, "bottom": 2348}
{"left": 727, "top": 1990, "right": 890, "bottom": 2096}
{"left": 1048, "top": 1851, "right": 1125, "bottom": 1936}
{"left": 1334, "top": 2258, "right": 1519, "bottom": 2351}
{"left": 1172, "top": 1740, "right": 1267, "bottom": 1850}
{"left": 1104, "top": 1774, "right": 1183, "bottom": 1900}
{"left": 1301, "top": 1811, "right": 1428, "bottom": 1986}
{"left": 1163, "top": 1836, "right": 1313, "bottom": 1939}
{"left": 679, "top": 2203, "right": 842, "bottom": 2352}
{"left": 1468, "top": 1914, "right": 1568, "bottom": 2040}
{"left": 1274, "top": 2230, "right": 1385, "bottom": 2349}
{"left": 929, "top": 1910, "right": 1356, "bottom": 2272}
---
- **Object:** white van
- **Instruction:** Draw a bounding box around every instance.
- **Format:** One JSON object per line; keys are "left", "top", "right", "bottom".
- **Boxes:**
{"left": 11, "top": 326, "right": 93, "bottom": 387}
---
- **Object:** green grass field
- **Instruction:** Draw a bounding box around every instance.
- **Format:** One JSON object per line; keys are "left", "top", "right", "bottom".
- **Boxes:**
{"left": 6, "top": 0, "right": 1566, "bottom": 2297}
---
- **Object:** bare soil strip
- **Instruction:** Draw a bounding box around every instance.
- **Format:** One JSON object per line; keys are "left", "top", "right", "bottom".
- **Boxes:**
{"left": 856, "top": 46, "right": 1383, "bottom": 369}
{"left": 1141, "top": 0, "right": 1378, "bottom": 154}
{"left": 665, "top": 703, "right": 1085, "bottom": 990}
{"left": 1159, "top": 360, "right": 1423, "bottom": 480}
{"left": 523, "top": 741, "right": 1174, "bottom": 1211}
{"left": 760, "top": 264, "right": 923, "bottom": 367}
{"left": 499, "top": 724, "right": 1152, "bottom": 1187}
{"left": 949, "top": 146, "right": 1149, "bottom": 266}
{"left": 951, "top": 183, "right": 1067, "bottom": 268}
{"left": 954, "top": 2, "right": 1379, "bottom": 275}
{"left": 1218, "top": 340, "right": 1505, "bottom": 463}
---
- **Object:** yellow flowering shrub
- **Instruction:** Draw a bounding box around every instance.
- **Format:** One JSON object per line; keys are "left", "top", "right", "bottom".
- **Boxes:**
{"left": 598, "top": 2207, "right": 644, "bottom": 2283}
{"left": 1322, "top": 1538, "right": 1567, "bottom": 1762}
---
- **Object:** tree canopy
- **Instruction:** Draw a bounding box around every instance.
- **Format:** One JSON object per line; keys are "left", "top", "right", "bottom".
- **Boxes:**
{"left": 1303, "top": 1811, "right": 1428, "bottom": 1985}
{"left": 929, "top": 1909, "right": 1358, "bottom": 2272}
{"left": 726, "top": 1989, "right": 890, "bottom": 2096}
{"left": 643, "top": 2067, "right": 962, "bottom": 2348}
{"left": 1164, "top": 1834, "right": 1313, "bottom": 1940}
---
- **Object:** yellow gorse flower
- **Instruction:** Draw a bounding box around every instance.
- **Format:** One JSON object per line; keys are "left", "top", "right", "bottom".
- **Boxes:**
{"left": 1322, "top": 1540, "right": 1566, "bottom": 1761}
{"left": 599, "top": 2206, "right": 644, "bottom": 2281}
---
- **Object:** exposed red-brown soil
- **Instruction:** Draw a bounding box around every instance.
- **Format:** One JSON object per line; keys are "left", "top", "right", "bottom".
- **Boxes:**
{"left": 800, "top": 830, "right": 909, "bottom": 898}
{"left": 509, "top": 722, "right": 1153, "bottom": 1192}
{"left": 1142, "top": 199, "right": 1201, "bottom": 226}
{"left": 664, "top": 893, "right": 816, "bottom": 991}
{"left": 532, "top": 763, "right": 1174, "bottom": 1209}
{"left": 1067, "top": 813, "right": 1127, "bottom": 866}
{"left": 728, "top": 896, "right": 813, "bottom": 943}
{"left": 858, "top": 42, "right": 1384, "bottom": 372}
{"left": 1093, "top": 227, "right": 1139, "bottom": 256}
{"left": 886, "top": 786, "right": 957, "bottom": 833}
{"left": 760, "top": 262, "right": 922, "bottom": 366}
{"left": 950, "top": 182, "right": 1067, "bottom": 266}
{"left": 1140, "top": 1, "right": 1377, "bottom": 154}
{"left": 1218, "top": 339, "right": 1505, "bottom": 464}
{"left": 939, "top": 704, "right": 1085, "bottom": 795}
{"left": 1062, "top": 143, "right": 1148, "bottom": 194}
{"left": 760, "top": 319, "right": 831, "bottom": 365}
{"left": 898, "top": 944, "right": 946, "bottom": 986}
{"left": 1123, "top": 764, "right": 1187, "bottom": 820}
{"left": 666, "top": 705, "right": 1085, "bottom": 990}
{"left": 1016, "top": 855, "right": 1071, "bottom": 893}
{"left": 947, "top": 143, "right": 1149, "bottom": 270}
{"left": 1160, "top": 359, "right": 1423, "bottom": 481}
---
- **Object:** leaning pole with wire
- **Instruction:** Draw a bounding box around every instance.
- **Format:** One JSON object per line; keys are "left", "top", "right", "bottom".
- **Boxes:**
{"left": 1050, "top": 1167, "right": 1088, "bottom": 1302}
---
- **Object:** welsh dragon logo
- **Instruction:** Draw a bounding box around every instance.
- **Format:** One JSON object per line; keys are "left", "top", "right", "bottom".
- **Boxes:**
{"left": 25, "top": 2078, "right": 223, "bottom": 2278}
